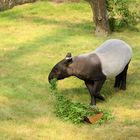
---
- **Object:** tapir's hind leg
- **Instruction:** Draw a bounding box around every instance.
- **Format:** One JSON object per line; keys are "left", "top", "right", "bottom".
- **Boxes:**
{"left": 120, "top": 63, "right": 129, "bottom": 90}
{"left": 114, "top": 63, "right": 129, "bottom": 90}
{"left": 114, "top": 74, "right": 121, "bottom": 89}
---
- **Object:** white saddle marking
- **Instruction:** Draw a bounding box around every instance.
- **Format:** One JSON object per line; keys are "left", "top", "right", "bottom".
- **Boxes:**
{"left": 94, "top": 39, "right": 132, "bottom": 77}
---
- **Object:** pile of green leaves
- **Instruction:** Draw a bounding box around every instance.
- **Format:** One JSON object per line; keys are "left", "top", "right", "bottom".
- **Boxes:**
{"left": 50, "top": 79, "right": 114, "bottom": 124}
{"left": 106, "top": 0, "right": 138, "bottom": 31}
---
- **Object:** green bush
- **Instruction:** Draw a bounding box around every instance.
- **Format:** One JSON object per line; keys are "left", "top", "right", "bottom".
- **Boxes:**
{"left": 106, "top": 0, "right": 138, "bottom": 31}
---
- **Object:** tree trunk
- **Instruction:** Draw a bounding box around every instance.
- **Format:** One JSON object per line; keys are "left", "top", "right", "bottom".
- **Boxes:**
{"left": 0, "top": 0, "right": 37, "bottom": 11}
{"left": 87, "top": 0, "right": 111, "bottom": 36}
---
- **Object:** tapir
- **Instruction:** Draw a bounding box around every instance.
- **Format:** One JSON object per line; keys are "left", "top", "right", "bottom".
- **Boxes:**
{"left": 48, "top": 39, "right": 132, "bottom": 105}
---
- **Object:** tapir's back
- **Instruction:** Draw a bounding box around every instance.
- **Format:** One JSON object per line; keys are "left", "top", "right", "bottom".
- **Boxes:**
{"left": 94, "top": 39, "right": 132, "bottom": 78}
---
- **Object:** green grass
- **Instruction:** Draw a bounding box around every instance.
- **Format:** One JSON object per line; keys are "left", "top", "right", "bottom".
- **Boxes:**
{"left": 0, "top": 1, "right": 140, "bottom": 140}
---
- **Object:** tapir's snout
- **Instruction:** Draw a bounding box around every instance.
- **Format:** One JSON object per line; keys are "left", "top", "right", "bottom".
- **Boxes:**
{"left": 48, "top": 72, "right": 59, "bottom": 83}
{"left": 48, "top": 72, "right": 54, "bottom": 83}
{"left": 48, "top": 71, "right": 65, "bottom": 83}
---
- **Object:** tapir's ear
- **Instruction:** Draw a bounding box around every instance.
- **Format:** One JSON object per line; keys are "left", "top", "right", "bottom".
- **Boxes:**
{"left": 65, "top": 52, "right": 72, "bottom": 62}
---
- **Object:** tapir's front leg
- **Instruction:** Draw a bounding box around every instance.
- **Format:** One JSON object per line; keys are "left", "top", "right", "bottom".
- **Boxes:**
{"left": 85, "top": 79, "right": 106, "bottom": 105}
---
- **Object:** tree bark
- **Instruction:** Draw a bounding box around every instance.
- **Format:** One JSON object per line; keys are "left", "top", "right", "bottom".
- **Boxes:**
{"left": 87, "top": 0, "right": 111, "bottom": 36}
{"left": 0, "top": 0, "right": 37, "bottom": 11}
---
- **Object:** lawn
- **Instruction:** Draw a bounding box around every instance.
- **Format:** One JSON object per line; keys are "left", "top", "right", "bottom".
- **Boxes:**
{"left": 0, "top": 1, "right": 140, "bottom": 140}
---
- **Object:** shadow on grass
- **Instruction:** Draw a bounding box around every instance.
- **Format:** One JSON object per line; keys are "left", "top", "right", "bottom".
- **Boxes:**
{"left": 0, "top": 9, "right": 23, "bottom": 19}
{"left": 59, "top": 79, "right": 115, "bottom": 103}
{"left": 31, "top": 16, "right": 95, "bottom": 33}
{"left": 1, "top": 19, "right": 94, "bottom": 62}
{"left": 1, "top": 30, "right": 70, "bottom": 61}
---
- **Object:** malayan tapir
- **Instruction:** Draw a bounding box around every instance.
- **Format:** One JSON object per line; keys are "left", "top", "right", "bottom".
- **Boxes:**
{"left": 48, "top": 39, "right": 132, "bottom": 105}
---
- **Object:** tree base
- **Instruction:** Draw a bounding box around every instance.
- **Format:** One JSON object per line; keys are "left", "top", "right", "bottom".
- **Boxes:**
{"left": 95, "top": 26, "right": 110, "bottom": 37}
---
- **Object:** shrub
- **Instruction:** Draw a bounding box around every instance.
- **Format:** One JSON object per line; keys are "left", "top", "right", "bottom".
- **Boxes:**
{"left": 106, "top": 0, "right": 138, "bottom": 31}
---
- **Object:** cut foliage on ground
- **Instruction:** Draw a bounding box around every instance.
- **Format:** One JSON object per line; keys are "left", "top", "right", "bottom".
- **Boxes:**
{"left": 50, "top": 78, "right": 114, "bottom": 124}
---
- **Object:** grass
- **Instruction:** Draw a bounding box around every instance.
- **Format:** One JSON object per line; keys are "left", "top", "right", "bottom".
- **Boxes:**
{"left": 0, "top": 0, "right": 140, "bottom": 140}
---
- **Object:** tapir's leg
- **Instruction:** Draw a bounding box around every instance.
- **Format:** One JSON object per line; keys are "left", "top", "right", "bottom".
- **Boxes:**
{"left": 85, "top": 79, "right": 106, "bottom": 105}
{"left": 120, "top": 63, "right": 129, "bottom": 90}
{"left": 114, "top": 63, "right": 129, "bottom": 90}
{"left": 114, "top": 75, "right": 121, "bottom": 88}
{"left": 85, "top": 82, "right": 96, "bottom": 105}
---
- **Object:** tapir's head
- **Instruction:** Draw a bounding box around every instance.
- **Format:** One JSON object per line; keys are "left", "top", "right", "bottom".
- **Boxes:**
{"left": 48, "top": 53, "right": 73, "bottom": 83}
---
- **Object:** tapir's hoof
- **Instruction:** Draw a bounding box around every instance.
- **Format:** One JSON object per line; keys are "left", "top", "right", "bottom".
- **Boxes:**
{"left": 120, "top": 86, "right": 126, "bottom": 90}
{"left": 97, "top": 95, "right": 105, "bottom": 101}
{"left": 90, "top": 102, "right": 96, "bottom": 106}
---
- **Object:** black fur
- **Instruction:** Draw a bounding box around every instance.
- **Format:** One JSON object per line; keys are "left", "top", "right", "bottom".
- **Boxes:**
{"left": 114, "top": 63, "right": 129, "bottom": 90}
